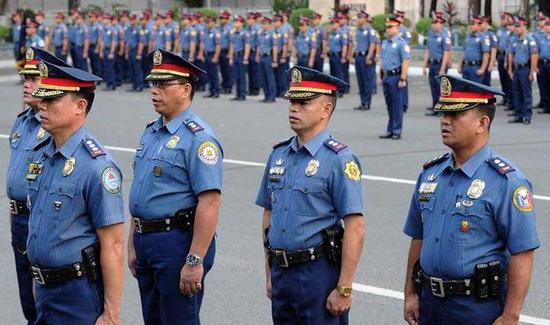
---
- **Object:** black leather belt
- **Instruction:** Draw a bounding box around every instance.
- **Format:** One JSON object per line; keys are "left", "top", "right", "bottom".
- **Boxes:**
{"left": 134, "top": 207, "right": 196, "bottom": 234}
{"left": 10, "top": 200, "right": 29, "bottom": 216}
{"left": 420, "top": 271, "right": 474, "bottom": 298}
{"left": 539, "top": 59, "right": 550, "bottom": 65}
{"left": 497, "top": 50, "right": 506, "bottom": 55}
{"left": 355, "top": 51, "right": 367, "bottom": 56}
{"left": 269, "top": 244, "right": 326, "bottom": 268}
{"left": 234, "top": 51, "right": 243, "bottom": 56}
{"left": 298, "top": 54, "right": 308, "bottom": 59}
{"left": 384, "top": 67, "right": 402, "bottom": 75}
{"left": 261, "top": 53, "right": 271, "bottom": 57}
{"left": 514, "top": 63, "right": 529, "bottom": 69}
{"left": 429, "top": 58, "right": 442, "bottom": 64}
{"left": 464, "top": 60, "right": 481, "bottom": 66}
{"left": 328, "top": 52, "right": 341, "bottom": 57}
{"left": 31, "top": 263, "right": 87, "bottom": 286}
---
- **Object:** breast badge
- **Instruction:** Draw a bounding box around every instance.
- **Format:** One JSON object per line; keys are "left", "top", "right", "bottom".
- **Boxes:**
{"left": 305, "top": 159, "right": 319, "bottom": 177}
{"left": 467, "top": 179, "right": 485, "bottom": 199}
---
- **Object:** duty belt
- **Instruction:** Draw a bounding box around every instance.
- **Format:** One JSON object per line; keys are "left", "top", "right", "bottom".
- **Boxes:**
{"left": 514, "top": 63, "right": 529, "bottom": 69}
{"left": 261, "top": 53, "right": 271, "bottom": 57}
{"left": 429, "top": 58, "right": 442, "bottom": 65}
{"left": 383, "top": 67, "right": 402, "bottom": 76}
{"left": 328, "top": 52, "right": 341, "bottom": 57}
{"left": 134, "top": 207, "right": 196, "bottom": 234}
{"left": 10, "top": 200, "right": 29, "bottom": 216}
{"left": 464, "top": 60, "right": 481, "bottom": 66}
{"left": 540, "top": 59, "right": 550, "bottom": 65}
{"left": 497, "top": 50, "right": 506, "bottom": 55}
{"left": 269, "top": 244, "right": 326, "bottom": 268}
{"left": 31, "top": 262, "right": 87, "bottom": 286}
{"left": 420, "top": 271, "right": 474, "bottom": 298}
{"left": 355, "top": 51, "right": 368, "bottom": 56}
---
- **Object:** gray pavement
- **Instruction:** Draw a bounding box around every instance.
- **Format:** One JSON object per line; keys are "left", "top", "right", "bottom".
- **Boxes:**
{"left": 1, "top": 76, "right": 549, "bottom": 324}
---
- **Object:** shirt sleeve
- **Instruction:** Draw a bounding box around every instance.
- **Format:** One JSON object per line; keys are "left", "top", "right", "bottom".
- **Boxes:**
{"left": 187, "top": 136, "right": 223, "bottom": 195}
{"left": 481, "top": 35, "right": 491, "bottom": 52}
{"left": 400, "top": 41, "right": 412, "bottom": 60}
{"left": 255, "top": 153, "right": 274, "bottom": 209}
{"left": 528, "top": 36, "right": 538, "bottom": 54}
{"left": 443, "top": 34, "right": 452, "bottom": 51}
{"left": 403, "top": 174, "right": 424, "bottom": 239}
{"left": 330, "top": 151, "right": 364, "bottom": 218}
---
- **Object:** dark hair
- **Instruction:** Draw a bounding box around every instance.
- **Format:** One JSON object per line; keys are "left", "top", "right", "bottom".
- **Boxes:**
{"left": 180, "top": 77, "right": 197, "bottom": 100}
{"left": 71, "top": 91, "right": 95, "bottom": 113}
{"left": 476, "top": 103, "right": 495, "bottom": 129}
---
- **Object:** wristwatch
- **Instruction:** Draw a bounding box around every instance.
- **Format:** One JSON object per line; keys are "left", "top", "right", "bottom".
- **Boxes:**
{"left": 186, "top": 253, "right": 203, "bottom": 266}
{"left": 337, "top": 285, "right": 353, "bottom": 297}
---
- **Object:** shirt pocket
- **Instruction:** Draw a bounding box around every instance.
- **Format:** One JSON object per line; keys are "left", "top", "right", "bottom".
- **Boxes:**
{"left": 151, "top": 147, "right": 185, "bottom": 182}
{"left": 49, "top": 181, "right": 77, "bottom": 221}
{"left": 450, "top": 204, "right": 487, "bottom": 243}
{"left": 291, "top": 178, "right": 327, "bottom": 216}
{"left": 419, "top": 198, "right": 436, "bottom": 238}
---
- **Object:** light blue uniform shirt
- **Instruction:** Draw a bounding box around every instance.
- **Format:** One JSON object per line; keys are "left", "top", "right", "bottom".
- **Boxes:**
{"left": 496, "top": 27, "right": 512, "bottom": 52}
{"left": 399, "top": 25, "right": 412, "bottom": 44}
{"left": 25, "top": 34, "right": 45, "bottom": 49}
{"left": 538, "top": 33, "right": 550, "bottom": 59}
{"left": 463, "top": 32, "right": 490, "bottom": 61}
{"left": 203, "top": 27, "right": 221, "bottom": 53}
{"left": 295, "top": 29, "right": 314, "bottom": 56}
{"left": 327, "top": 28, "right": 347, "bottom": 53}
{"left": 230, "top": 28, "right": 249, "bottom": 53}
{"left": 510, "top": 33, "right": 538, "bottom": 65}
{"left": 381, "top": 35, "right": 411, "bottom": 70}
{"left": 247, "top": 23, "right": 260, "bottom": 48}
{"left": 74, "top": 23, "right": 88, "bottom": 47}
{"left": 102, "top": 25, "right": 117, "bottom": 49}
{"left": 427, "top": 29, "right": 451, "bottom": 60}
{"left": 12, "top": 22, "right": 22, "bottom": 44}
{"left": 180, "top": 25, "right": 196, "bottom": 51}
{"left": 220, "top": 24, "right": 231, "bottom": 49}
{"left": 355, "top": 25, "right": 377, "bottom": 53}
{"left": 258, "top": 29, "right": 277, "bottom": 55}
{"left": 53, "top": 23, "right": 68, "bottom": 47}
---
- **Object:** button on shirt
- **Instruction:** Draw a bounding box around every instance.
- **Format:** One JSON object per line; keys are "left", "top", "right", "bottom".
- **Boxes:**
{"left": 427, "top": 30, "right": 451, "bottom": 60}
{"left": 7, "top": 109, "right": 48, "bottom": 201}
{"left": 26, "top": 127, "right": 124, "bottom": 267}
{"left": 403, "top": 145, "right": 540, "bottom": 279}
{"left": 463, "top": 32, "right": 490, "bottom": 61}
{"left": 381, "top": 35, "right": 411, "bottom": 70}
{"left": 129, "top": 108, "right": 223, "bottom": 220}
{"left": 510, "top": 33, "right": 538, "bottom": 65}
{"left": 255, "top": 129, "right": 364, "bottom": 251}
{"left": 53, "top": 23, "right": 68, "bottom": 47}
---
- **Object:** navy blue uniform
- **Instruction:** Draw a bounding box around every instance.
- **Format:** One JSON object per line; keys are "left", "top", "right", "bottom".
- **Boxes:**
{"left": 128, "top": 25, "right": 146, "bottom": 91}
{"left": 230, "top": 28, "right": 250, "bottom": 99}
{"left": 53, "top": 23, "right": 68, "bottom": 61}
{"left": 537, "top": 31, "right": 550, "bottom": 113}
{"left": 354, "top": 25, "right": 377, "bottom": 108}
{"left": 73, "top": 23, "right": 88, "bottom": 71}
{"left": 509, "top": 33, "right": 538, "bottom": 122}
{"left": 496, "top": 26, "right": 513, "bottom": 105}
{"left": 219, "top": 24, "right": 233, "bottom": 92}
{"left": 312, "top": 24, "right": 325, "bottom": 72}
{"left": 295, "top": 28, "right": 314, "bottom": 67}
{"left": 257, "top": 28, "right": 278, "bottom": 102}
{"left": 88, "top": 22, "right": 102, "bottom": 77}
{"left": 327, "top": 28, "right": 348, "bottom": 93}
{"left": 275, "top": 27, "right": 290, "bottom": 97}
{"left": 247, "top": 23, "right": 261, "bottom": 94}
{"left": 426, "top": 30, "right": 451, "bottom": 107}
{"left": 462, "top": 32, "right": 490, "bottom": 82}
{"left": 202, "top": 27, "right": 221, "bottom": 96}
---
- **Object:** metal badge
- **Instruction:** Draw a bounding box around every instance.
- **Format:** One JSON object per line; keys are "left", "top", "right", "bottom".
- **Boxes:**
{"left": 26, "top": 163, "right": 43, "bottom": 181}
{"left": 62, "top": 157, "right": 76, "bottom": 177}
{"left": 35, "top": 127, "right": 46, "bottom": 140}
{"left": 10, "top": 132, "right": 21, "bottom": 143}
{"left": 275, "top": 158, "right": 284, "bottom": 166}
{"left": 427, "top": 174, "right": 437, "bottom": 181}
{"left": 419, "top": 182, "right": 438, "bottom": 194}
{"left": 305, "top": 159, "right": 319, "bottom": 177}
{"left": 153, "top": 166, "right": 162, "bottom": 177}
{"left": 462, "top": 200, "right": 474, "bottom": 207}
{"left": 54, "top": 201, "right": 62, "bottom": 211}
{"left": 166, "top": 135, "right": 180, "bottom": 149}
{"left": 467, "top": 179, "right": 485, "bottom": 199}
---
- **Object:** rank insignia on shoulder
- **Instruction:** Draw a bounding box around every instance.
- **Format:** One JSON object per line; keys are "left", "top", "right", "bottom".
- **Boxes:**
{"left": 273, "top": 137, "right": 293, "bottom": 149}
{"left": 423, "top": 153, "right": 449, "bottom": 169}
{"left": 83, "top": 138, "right": 106, "bottom": 158}
{"left": 185, "top": 120, "right": 204, "bottom": 134}
{"left": 487, "top": 157, "right": 515, "bottom": 175}
{"left": 324, "top": 139, "right": 347, "bottom": 153}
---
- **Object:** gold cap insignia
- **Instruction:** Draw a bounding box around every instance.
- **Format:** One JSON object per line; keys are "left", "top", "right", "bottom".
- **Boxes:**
{"left": 26, "top": 47, "right": 34, "bottom": 61}
{"left": 440, "top": 76, "right": 451, "bottom": 97}
{"left": 153, "top": 50, "right": 163, "bottom": 66}
{"left": 291, "top": 68, "right": 302, "bottom": 85}
{"left": 38, "top": 62, "right": 48, "bottom": 78}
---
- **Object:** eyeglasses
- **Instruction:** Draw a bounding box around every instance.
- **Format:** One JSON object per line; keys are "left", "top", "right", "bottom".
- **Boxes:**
{"left": 148, "top": 81, "right": 186, "bottom": 89}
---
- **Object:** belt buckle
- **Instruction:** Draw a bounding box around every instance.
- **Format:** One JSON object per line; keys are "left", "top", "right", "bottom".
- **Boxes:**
{"left": 31, "top": 266, "right": 46, "bottom": 285}
{"left": 274, "top": 250, "right": 289, "bottom": 268}
{"left": 134, "top": 218, "right": 143, "bottom": 233}
{"left": 10, "top": 200, "right": 18, "bottom": 215}
{"left": 430, "top": 277, "right": 445, "bottom": 298}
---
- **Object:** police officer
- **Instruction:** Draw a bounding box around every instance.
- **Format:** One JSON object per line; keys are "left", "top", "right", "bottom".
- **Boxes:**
{"left": 246, "top": 12, "right": 261, "bottom": 96}
{"left": 165, "top": 10, "right": 179, "bottom": 50}
{"left": 7, "top": 47, "right": 69, "bottom": 325}
{"left": 25, "top": 21, "right": 45, "bottom": 50}
{"left": 140, "top": 13, "right": 152, "bottom": 86}
{"left": 293, "top": 17, "right": 315, "bottom": 68}
{"left": 53, "top": 12, "right": 69, "bottom": 62}
{"left": 12, "top": 11, "right": 23, "bottom": 65}
{"left": 458, "top": 17, "right": 490, "bottom": 83}
{"left": 496, "top": 12, "right": 514, "bottom": 107}
{"left": 479, "top": 16, "right": 498, "bottom": 86}
{"left": 537, "top": 18, "right": 550, "bottom": 114}
{"left": 199, "top": 16, "right": 221, "bottom": 99}
{"left": 256, "top": 17, "right": 278, "bottom": 103}
{"left": 274, "top": 15, "right": 290, "bottom": 97}
{"left": 88, "top": 12, "right": 103, "bottom": 78}
{"left": 534, "top": 14, "right": 548, "bottom": 111}
{"left": 353, "top": 10, "right": 377, "bottom": 111}
{"left": 128, "top": 49, "right": 222, "bottom": 324}
{"left": 423, "top": 15, "right": 451, "bottom": 115}
{"left": 507, "top": 17, "right": 538, "bottom": 124}
{"left": 192, "top": 13, "right": 208, "bottom": 92}
{"left": 113, "top": 14, "right": 126, "bottom": 86}
{"left": 279, "top": 11, "right": 294, "bottom": 93}
{"left": 229, "top": 15, "right": 250, "bottom": 101}
{"left": 177, "top": 14, "right": 197, "bottom": 61}
{"left": 395, "top": 10, "right": 411, "bottom": 111}
{"left": 403, "top": 75, "right": 540, "bottom": 325}
{"left": 256, "top": 66, "right": 364, "bottom": 324}
{"left": 35, "top": 11, "right": 50, "bottom": 50}
{"left": 68, "top": 11, "right": 78, "bottom": 66}
{"left": 327, "top": 16, "right": 347, "bottom": 95}
{"left": 149, "top": 13, "right": 171, "bottom": 52}
{"left": 380, "top": 16, "right": 411, "bottom": 140}
{"left": 28, "top": 60, "right": 125, "bottom": 324}
{"left": 311, "top": 12, "right": 326, "bottom": 72}
{"left": 126, "top": 14, "right": 145, "bottom": 92}
{"left": 337, "top": 11, "right": 351, "bottom": 93}
{"left": 100, "top": 13, "right": 118, "bottom": 91}
{"left": 219, "top": 11, "right": 233, "bottom": 94}
{"left": 73, "top": 13, "right": 89, "bottom": 71}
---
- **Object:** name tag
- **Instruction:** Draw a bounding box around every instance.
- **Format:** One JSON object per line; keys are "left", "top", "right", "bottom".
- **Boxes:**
{"left": 419, "top": 182, "right": 438, "bottom": 194}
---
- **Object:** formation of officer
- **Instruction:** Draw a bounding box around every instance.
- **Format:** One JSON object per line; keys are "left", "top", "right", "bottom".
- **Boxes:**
{"left": 403, "top": 75, "right": 539, "bottom": 325}
{"left": 256, "top": 66, "right": 365, "bottom": 324}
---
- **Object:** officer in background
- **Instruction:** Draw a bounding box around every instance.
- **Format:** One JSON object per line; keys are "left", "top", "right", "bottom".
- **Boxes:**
{"left": 395, "top": 10, "right": 411, "bottom": 111}
{"left": 73, "top": 13, "right": 89, "bottom": 71}
{"left": 274, "top": 15, "right": 290, "bottom": 97}
{"left": 458, "top": 17, "right": 490, "bottom": 83}
{"left": 140, "top": 13, "right": 152, "bottom": 87}
{"left": 200, "top": 16, "right": 222, "bottom": 99}
{"left": 25, "top": 21, "right": 45, "bottom": 50}
{"left": 423, "top": 15, "right": 451, "bottom": 116}
{"left": 192, "top": 13, "right": 208, "bottom": 92}
{"left": 35, "top": 11, "right": 50, "bottom": 50}
{"left": 246, "top": 12, "right": 261, "bottom": 96}
{"left": 534, "top": 14, "right": 548, "bottom": 111}
{"left": 68, "top": 11, "right": 78, "bottom": 67}
{"left": 113, "top": 14, "right": 126, "bottom": 87}
{"left": 337, "top": 11, "right": 351, "bottom": 93}
{"left": 256, "top": 16, "right": 278, "bottom": 103}
{"left": 279, "top": 11, "right": 294, "bottom": 92}
{"left": 11, "top": 11, "right": 23, "bottom": 66}
{"left": 7, "top": 47, "right": 69, "bottom": 325}
{"left": 403, "top": 75, "right": 539, "bottom": 325}
{"left": 99, "top": 13, "right": 118, "bottom": 91}
{"left": 53, "top": 12, "right": 69, "bottom": 62}
{"left": 219, "top": 10, "right": 233, "bottom": 94}
{"left": 479, "top": 16, "right": 498, "bottom": 86}
{"left": 327, "top": 16, "right": 347, "bottom": 96}
{"left": 228, "top": 14, "right": 250, "bottom": 101}
{"left": 256, "top": 66, "right": 364, "bottom": 324}
{"left": 353, "top": 10, "right": 377, "bottom": 111}
{"left": 367, "top": 14, "right": 381, "bottom": 96}
{"left": 177, "top": 14, "right": 197, "bottom": 61}
{"left": 88, "top": 12, "right": 103, "bottom": 78}
{"left": 128, "top": 49, "right": 222, "bottom": 324}
{"left": 496, "top": 12, "right": 514, "bottom": 108}
{"left": 311, "top": 12, "right": 326, "bottom": 72}
{"left": 165, "top": 10, "right": 179, "bottom": 50}
{"left": 126, "top": 14, "right": 145, "bottom": 92}
{"left": 150, "top": 13, "right": 171, "bottom": 51}
{"left": 507, "top": 17, "right": 538, "bottom": 124}
{"left": 380, "top": 16, "right": 411, "bottom": 140}
{"left": 293, "top": 17, "right": 315, "bottom": 68}
{"left": 537, "top": 18, "right": 550, "bottom": 114}
{"left": 28, "top": 60, "right": 125, "bottom": 324}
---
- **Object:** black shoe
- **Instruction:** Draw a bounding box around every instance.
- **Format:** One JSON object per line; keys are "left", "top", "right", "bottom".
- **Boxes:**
{"left": 223, "top": 89, "right": 232, "bottom": 94}
{"left": 508, "top": 118, "right": 523, "bottom": 123}
{"left": 507, "top": 113, "right": 516, "bottom": 117}
{"left": 504, "top": 107, "right": 514, "bottom": 111}
{"left": 391, "top": 134, "right": 401, "bottom": 140}
{"left": 230, "top": 97, "right": 239, "bottom": 101}
{"left": 237, "top": 97, "right": 246, "bottom": 101}
{"left": 379, "top": 133, "right": 393, "bottom": 139}
{"left": 260, "top": 99, "right": 268, "bottom": 103}
{"left": 538, "top": 111, "right": 550, "bottom": 114}
{"left": 354, "top": 105, "right": 366, "bottom": 111}
{"left": 425, "top": 111, "right": 440, "bottom": 116}
{"left": 536, "top": 102, "right": 543, "bottom": 108}
{"left": 364, "top": 105, "right": 371, "bottom": 110}
{"left": 523, "top": 119, "right": 531, "bottom": 124}
{"left": 212, "top": 93, "right": 219, "bottom": 98}
{"left": 203, "top": 93, "right": 214, "bottom": 98}
{"left": 426, "top": 106, "right": 434, "bottom": 111}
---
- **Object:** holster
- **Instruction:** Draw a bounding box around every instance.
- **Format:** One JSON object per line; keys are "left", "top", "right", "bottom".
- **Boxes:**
{"left": 474, "top": 260, "right": 502, "bottom": 302}
{"left": 321, "top": 223, "right": 344, "bottom": 265}
{"left": 264, "top": 227, "right": 272, "bottom": 267}
{"left": 81, "top": 242, "right": 102, "bottom": 282}
{"left": 412, "top": 259, "right": 422, "bottom": 299}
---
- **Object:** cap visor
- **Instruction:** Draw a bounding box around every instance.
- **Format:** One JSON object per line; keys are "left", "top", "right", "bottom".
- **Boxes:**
{"left": 145, "top": 73, "right": 183, "bottom": 81}
{"left": 19, "top": 69, "right": 41, "bottom": 76}
{"left": 282, "top": 91, "right": 325, "bottom": 100}
{"left": 32, "top": 88, "right": 67, "bottom": 99}
{"left": 433, "top": 102, "right": 478, "bottom": 112}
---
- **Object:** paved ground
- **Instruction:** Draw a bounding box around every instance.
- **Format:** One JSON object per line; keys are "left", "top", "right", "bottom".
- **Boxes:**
{"left": 1, "top": 75, "right": 549, "bottom": 324}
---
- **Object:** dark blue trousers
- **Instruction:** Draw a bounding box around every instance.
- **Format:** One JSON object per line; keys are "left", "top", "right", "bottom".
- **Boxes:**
{"left": 497, "top": 53, "right": 511, "bottom": 104}
{"left": 69, "top": 42, "right": 77, "bottom": 67}
{"left": 539, "top": 62, "right": 550, "bottom": 112}
{"left": 313, "top": 52, "right": 323, "bottom": 72}
{"left": 88, "top": 44, "right": 102, "bottom": 78}
{"left": 271, "top": 257, "right": 348, "bottom": 324}
{"left": 297, "top": 55, "right": 308, "bottom": 68}
{"left": 74, "top": 45, "right": 88, "bottom": 71}
{"left": 35, "top": 276, "right": 104, "bottom": 324}
{"left": 383, "top": 74, "right": 405, "bottom": 135}
{"left": 181, "top": 49, "right": 190, "bottom": 60}
{"left": 206, "top": 52, "right": 220, "bottom": 96}
{"left": 482, "top": 69, "right": 491, "bottom": 86}
{"left": 115, "top": 52, "right": 124, "bottom": 86}
{"left": 232, "top": 52, "right": 247, "bottom": 98}
{"left": 512, "top": 67, "right": 533, "bottom": 121}
{"left": 463, "top": 64, "right": 483, "bottom": 83}
{"left": 55, "top": 46, "right": 68, "bottom": 62}
{"left": 259, "top": 55, "right": 277, "bottom": 101}
{"left": 276, "top": 56, "right": 290, "bottom": 97}
{"left": 11, "top": 214, "right": 36, "bottom": 324}
{"left": 419, "top": 288, "right": 503, "bottom": 325}
{"left": 142, "top": 46, "right": 151, "bottom": 87}
{"left": 129, "top": 48, "right": 144, "bottom": 91}
{"left": 329, "top": 55, "right": 346, "bottom": 94}
{"left": 219, "top": 49, "right": 233, "bottom": 91}
{"left": 134, "top": 229, "right": 215, "bottom": 325}
{"left": 342, "top": 60, "right": 350, "bottom": 93}
{"left": 102, "top": 48, "right": 116, "bottom": 88}
{"left": 355, "top": 54, "right": 374, "bottom": 108}
{"left": 195, "top": 58, "right": 208, "bottom": 90}
{"left": 248, "top": 49, "right": 260, "bottom": 93}
{"left": 428, "top": 63, "right": 443, "bottom": 107}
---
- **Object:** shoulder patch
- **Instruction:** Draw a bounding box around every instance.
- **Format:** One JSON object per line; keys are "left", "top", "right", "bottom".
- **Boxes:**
{"left": 272, "top": 137, "right": 293, "bottom": 149}
{"left": 83, "top": 138, "right": 106, "bottom": 158}
{"left": 423, "top": 153, "right": 450, "bottom": 169}
{"left": 185, "top": 120, "right": 204, "bottom": 134}
{"left": 324, "top": 139, "right": 347, "bottom": 153}
{"left": 487, "top": 157, "right": 515, "bottom": 175}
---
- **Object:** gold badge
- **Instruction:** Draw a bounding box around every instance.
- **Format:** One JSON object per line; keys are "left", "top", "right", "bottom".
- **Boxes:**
{"left": 153, "top": 50, "right": 163, "bottom": 66}
{"left": 26, "top": 47, "right": 34, "bottom": 61}
{"left": 305, "top": 159, "right": 319, "bottom": 177}
{"left": 467, "top": 179, "right": 485, "bottom": 199}
{"left": 153, "top": 166, "right": 162, "bottom": 177}
{"left": 166, "top": 135, "right": 180, "bottom": 149}
{"left": 440, "top": 76, "right": 451, "bottom": 97}
{"left": 35, "top": 127, "right": 46, "bottom": 140}
{"left": 38, "top": 61, "right": 48, "bottom": 78}
{"left": 291, "top": 68, "right": 302, "bottom": 85}
{"left": 344, "top": 161, "right": 361, "bottom": 181}
{"left": 62, "top": 157, "right": 76, "bottom": 176}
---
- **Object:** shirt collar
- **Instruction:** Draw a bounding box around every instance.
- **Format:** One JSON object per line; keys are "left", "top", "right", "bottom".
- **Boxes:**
{"left": 290, "top": 129, "right": 330, "bottom": 156}
{"left": 444, "top": 145, "right": 492, "bottom": 178}
{"left": 47, "top": 126, "right": 88, "bottom": 159}
{"left": 153, "top": 108, "right": 194, "bottom": 134}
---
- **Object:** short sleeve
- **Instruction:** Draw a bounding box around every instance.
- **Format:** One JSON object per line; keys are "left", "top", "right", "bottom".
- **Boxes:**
{"left": 481, "top": 35, "right": 491, "bottom": 52}
{"left": 255, "top": 153, "right": 274, "bottom": 209}
{"left": 528, "top": 37, "right": 538, "bottom": 54}
{"left": 403, "top": 174, "right": 423, "bottom": 239}
{"left": 187, "top": 137, "right": 223, "bottom": 195}
{"left": 443, "top": 35, "right": 452, "bottom": 51}
{"left": 330, "top": 152, "right": 364, "bottom": 218}
{"left": 86, "top": 161, "right": 125, "bottom": 228}
{"left": 400, "top": 42, "right": 412, "bottom": 60}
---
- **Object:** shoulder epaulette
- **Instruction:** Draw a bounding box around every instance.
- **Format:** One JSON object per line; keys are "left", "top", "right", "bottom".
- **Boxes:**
{"left": 184, "top": 120, "right": 204, "bottom": 134}
{"left": 423, "top": 153, "right": 450, "bottom": 169}
{"left": 146, "top": 119, "right": 156, "bottom": 128}
{"left": 17, "top": 108, "right": 30, "bottom": 118}
{"left": 83, "top": 138, "right": 106, "bottom": 158}
{"left": 487, "top": 157, "right": 515, "bottom": 175}
{"left": 273, "top": 137, "right": 293, "bottom": 149}
{"left": 324, "top": 139, "right": 347, "bottom": 153}
{"left": 32, "top": 136, "right": 51, "bottom": 151}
